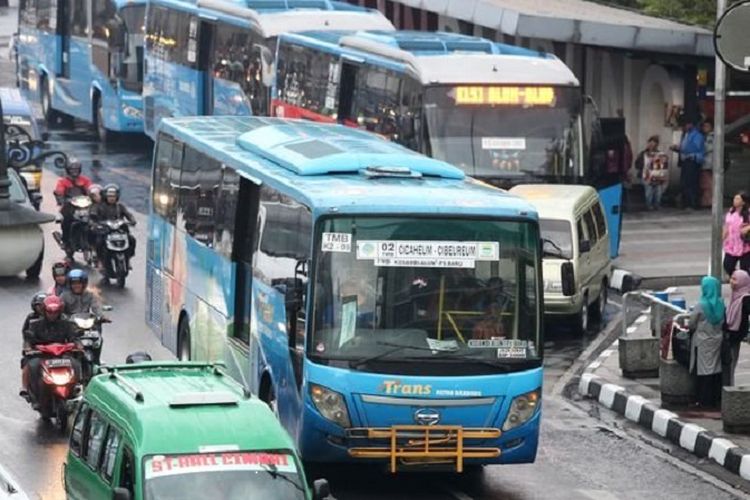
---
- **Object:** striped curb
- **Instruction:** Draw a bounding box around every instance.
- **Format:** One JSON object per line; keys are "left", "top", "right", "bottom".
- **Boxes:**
{"left": 579, "top": 373, "right": 750, "bottom": 481}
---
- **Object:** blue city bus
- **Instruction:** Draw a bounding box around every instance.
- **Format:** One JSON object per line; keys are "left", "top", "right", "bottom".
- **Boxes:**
{"left": 273, "top": 30, "right": 624, "bottom": 258}
{"left": 146, "top": 115, "right": 544, "bottom": 471}
{"left": 142, "top": 0, "right": 393, "bottom": 138}
{"left": 15, "top": 0, "right": 146, "bottom": 142}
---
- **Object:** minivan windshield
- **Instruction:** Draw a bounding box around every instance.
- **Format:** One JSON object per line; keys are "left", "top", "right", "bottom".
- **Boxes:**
{"left": 311, "top": 216, "right": 541, "bottom": 375}
{"left": 143, "top": 451, "right": 306, "bottom": 500}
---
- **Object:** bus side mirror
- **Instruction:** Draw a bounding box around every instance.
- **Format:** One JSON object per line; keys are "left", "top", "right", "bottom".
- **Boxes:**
{"left": 113, "top": 488, "right": 132, "bottom": 500}
{"left": 313, "top": 479, "right": 331, "bottom": 499}
{"left": 561, "top": 262, "right": 575, "bottom": 297}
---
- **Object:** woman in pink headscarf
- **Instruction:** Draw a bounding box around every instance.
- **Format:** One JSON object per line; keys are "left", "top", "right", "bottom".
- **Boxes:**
{"left": 723, "top": 270, "right": 750, "bottom": 386}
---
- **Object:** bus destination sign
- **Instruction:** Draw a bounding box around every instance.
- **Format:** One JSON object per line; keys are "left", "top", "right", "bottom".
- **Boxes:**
{"left": 453, "top": 86, "right": 556, "bottom": 107}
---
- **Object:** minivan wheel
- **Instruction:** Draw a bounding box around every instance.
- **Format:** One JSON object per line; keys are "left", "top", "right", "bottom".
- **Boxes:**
{"left": 574, "top": 295, "right": 589, "bottom": 334}
{"left": 593, "top": 281, "right": 608, "bottom": 322}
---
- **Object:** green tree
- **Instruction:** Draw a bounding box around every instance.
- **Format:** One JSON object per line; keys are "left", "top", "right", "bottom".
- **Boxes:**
{"left": 639, "top": 0, "right": 716, "bottom": 27}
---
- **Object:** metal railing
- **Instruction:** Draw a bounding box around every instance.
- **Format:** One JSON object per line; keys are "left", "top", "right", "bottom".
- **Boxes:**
{"left": 622, "top": 290, "right": 692, "bottom": 359}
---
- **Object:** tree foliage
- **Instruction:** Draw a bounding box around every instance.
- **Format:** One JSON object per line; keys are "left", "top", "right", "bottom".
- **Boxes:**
{"left": 603, "top": 0, "right": 718, "bottom": 27}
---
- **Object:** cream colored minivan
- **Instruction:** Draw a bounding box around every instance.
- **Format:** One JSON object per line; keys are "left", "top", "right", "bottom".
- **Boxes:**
{"left": 510, "top": 184, "right": 612, "bottom": 333}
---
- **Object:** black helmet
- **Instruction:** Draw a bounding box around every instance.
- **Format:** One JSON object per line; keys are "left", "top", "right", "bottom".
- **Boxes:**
{"left": 65, "top": 159, "right": 82, "bottom": 178}
{"left": 67, "top": 268, "right": 89, "bottom": 286}
{"left": 51, "top": 261, "right": 69, "bottom": 278}
{"left": 31, "top": 292, "right": 48, "bottom": 311}
{"left": 104, "top": 183, "right": 120, "bottom": 202}
{"left": 125, "top": 351, "right": 153, "bottom": 364}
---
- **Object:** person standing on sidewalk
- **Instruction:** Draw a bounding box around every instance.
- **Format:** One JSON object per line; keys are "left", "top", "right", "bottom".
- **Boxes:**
{"left": 689, "top": 276, "right": 725, "bottom": 408}
{"left": 640, "top": 137, "right": 669, "bottom": 211}
{"left": 671, "top": 114, "right": 705, "bottom": 210}
{"left": 722, "top": 191, "right": 750, "bottom": 276}
{"left": 723, "top": 270, "right": 750, "bottom": 386}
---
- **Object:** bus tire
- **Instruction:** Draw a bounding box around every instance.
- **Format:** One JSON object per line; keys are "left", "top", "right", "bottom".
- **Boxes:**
{"left": 178, "top": 318, "right": 191, "bottom": 361}
{"left": 40, "top": 76, "right": 58, "bottom": 125}
{"left": 94, "top": 97, "right": 110, "bottom": 143}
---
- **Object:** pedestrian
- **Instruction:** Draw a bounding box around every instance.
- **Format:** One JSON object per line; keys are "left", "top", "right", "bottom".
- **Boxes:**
{"left": 689, "top": 276, "right": 725, "bottom": 408}
{"left": 700, "top": 120, "right": 715, "bottom": 208}
{"left": 638, "top": 136, "right": 669, "bottom": 210}
{"left": 670, "top": 113, "right": 705, "bottom": 210}
{"left": 722, "top": 270, "right": 750, "bottom": 386}
{"left": 722, "top": 191, "right": 750, "bottom": 277}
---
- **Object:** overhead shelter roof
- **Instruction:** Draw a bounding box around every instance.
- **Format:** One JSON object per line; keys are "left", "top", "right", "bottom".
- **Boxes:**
{"left": 396, "top": 0, "right": 714, "bottom": 57}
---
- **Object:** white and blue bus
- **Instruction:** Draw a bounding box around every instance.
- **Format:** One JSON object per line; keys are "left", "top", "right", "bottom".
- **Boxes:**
{"left": 15, "top": 0, "right": 145, "bottom": 142}
{"left": 142, "top": 0, "right": 393, "bottom": 137}
{"left": 146, "top": 116, "right": 544, "bottom": 471}
{"left": 272, "top": 30, "right": 625, "bottom": 257}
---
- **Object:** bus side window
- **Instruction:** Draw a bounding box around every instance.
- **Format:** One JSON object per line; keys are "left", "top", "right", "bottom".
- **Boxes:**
{"left": 399, "top": 76, "right": 422, "bottom": 150}
{"left": 352, "top": 67, "right": 400, "bottom": 138}
{"left": 178, "top": 146, "right": 220, "bottom": 246}
{"left": 214, "top": 167, "right": 239, "bottom": 258}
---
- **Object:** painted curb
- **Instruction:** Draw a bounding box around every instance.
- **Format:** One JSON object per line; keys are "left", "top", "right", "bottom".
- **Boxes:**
{"left": 579, "top": 372, "right": 750, "bottom": 481}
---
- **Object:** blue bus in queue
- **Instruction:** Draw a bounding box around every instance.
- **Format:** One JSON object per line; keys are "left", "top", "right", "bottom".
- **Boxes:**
{"left": 142, "top": 0, "right": 393, "bottom": 138}
{"left": 15, "top": 0, "right": 146, "bottom": 142}
{"left": 272, "top": 30, "right": 625, "bottom": 258}
{"left": 146, "top": 115, "right": 544, "bottom": 471}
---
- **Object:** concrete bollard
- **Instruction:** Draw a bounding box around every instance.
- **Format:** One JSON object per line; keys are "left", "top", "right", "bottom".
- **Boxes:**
{"left": 660, "top": 358, "right": 695, "bottom": 408}
{"left": 618, "top": 336, "right": 660, "bottom": 378}
{"left": 722, "top": 386, "right": 750, "bottom": 434}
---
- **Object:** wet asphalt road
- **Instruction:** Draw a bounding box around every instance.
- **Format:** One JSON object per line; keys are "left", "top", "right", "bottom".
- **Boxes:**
{"left": 1, "top": 60, "right": 748, "bottom": 499}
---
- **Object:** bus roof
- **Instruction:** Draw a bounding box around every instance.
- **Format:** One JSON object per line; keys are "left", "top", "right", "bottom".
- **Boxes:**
{"left": 281, "top": 30, "right": 578, "bottom": 86}
{"left": 85, "top": 363, "right": 296, "bottom": 456}
{"left": 159, "top": 116, "right": 538, "bottom": 219}
{"left": 159, "top": 0, "right": 394, "bottom": 37}
{"left": 0, "top": 87, "right": 33, "bottom": 117}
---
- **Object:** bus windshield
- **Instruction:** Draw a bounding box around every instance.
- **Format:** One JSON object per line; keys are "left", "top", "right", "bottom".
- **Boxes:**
{"left": 143, "top": 452, "right": 306, "bottom": 500}
{"left": 423, "top": 85, "right": 582, "bottom": 185}
{"left": 311, "top": 216, "right": 541, "bottom": 375}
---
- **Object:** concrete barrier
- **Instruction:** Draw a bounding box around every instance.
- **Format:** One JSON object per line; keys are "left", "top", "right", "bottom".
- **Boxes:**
{"left": 618, "top": 336, "right": 660, "bottom": 378}
{"left": 722, "top": 386, "right": 750, "bottom": 434}
{"left": 660, "top": 358, "right": 695, "bottom": 408}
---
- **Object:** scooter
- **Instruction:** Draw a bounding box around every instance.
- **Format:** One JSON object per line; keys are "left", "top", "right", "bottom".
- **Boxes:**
{"left": 21, "top": 343, "right": 82, "bottom": 433}
{"left": 52, "top": 195, "right": 93, "bottom": 264}
{"left": 69, "top": 312, "right": 107, "bottom": 383}
{"left": 92, "top": 218, "right": 133, "bottom": 288}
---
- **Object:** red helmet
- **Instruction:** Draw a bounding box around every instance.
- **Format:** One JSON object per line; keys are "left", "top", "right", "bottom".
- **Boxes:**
{"left": 43, "top": 295, "right": 63, "bottom": 316}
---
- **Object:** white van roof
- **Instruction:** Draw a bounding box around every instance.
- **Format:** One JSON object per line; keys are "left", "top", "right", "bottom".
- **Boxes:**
{"left": 509, "top": 184, "right": 599, "bottom": 219}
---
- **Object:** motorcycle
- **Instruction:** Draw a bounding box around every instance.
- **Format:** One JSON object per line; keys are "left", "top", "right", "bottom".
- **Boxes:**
{"left": 92, "top": 218, "right": 133, "bottom": 288}
{"left": 21, "top": 343, "right": 82, "bottom": 433}
{"left": 69, "top": 312, "right": 105, "bottom": 383}
{"left": 52, "top": 195, "right": 93, "bottom": 264}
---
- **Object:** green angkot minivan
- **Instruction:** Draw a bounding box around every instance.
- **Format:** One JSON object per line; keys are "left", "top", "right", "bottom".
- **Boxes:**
{"left": 63, "top": 362, "right": 329, "bottom": 500}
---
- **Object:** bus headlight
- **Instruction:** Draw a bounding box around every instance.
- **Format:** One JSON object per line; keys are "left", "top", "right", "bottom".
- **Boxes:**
{"left": 122, "top": 105, "right": 142, "bottom": 119}
{"left": 310, "top": 383, "right": 350, "bottom": 428}
{"left": 502, "top": 390, "right": 540, "bottom": 431}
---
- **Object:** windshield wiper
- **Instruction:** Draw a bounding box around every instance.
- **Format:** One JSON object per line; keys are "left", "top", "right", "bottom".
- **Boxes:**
{"left": 542, "top": 237, "right": 568, "bottom": 259}
{"left": 259, "top": 463, "right": 306, "bottom": 495}
{"left": 349, "top": 341, "right": 451, "bottom": 369}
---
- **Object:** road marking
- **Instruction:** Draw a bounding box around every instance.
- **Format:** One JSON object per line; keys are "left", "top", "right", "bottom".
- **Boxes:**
{"left": 577, "top": 490, "right": 622, "bottom": 500}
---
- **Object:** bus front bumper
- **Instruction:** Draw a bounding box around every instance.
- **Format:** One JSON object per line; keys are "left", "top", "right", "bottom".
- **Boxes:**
{"left": 347, "top": 425, "right": 501, "bottom": 473}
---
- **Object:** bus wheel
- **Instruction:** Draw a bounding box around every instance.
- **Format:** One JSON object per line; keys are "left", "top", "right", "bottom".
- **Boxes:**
{"left": 178, "top": 319, "right": 191, "bottom": 361}
{"left": 95, "top": 99, "right": 109, "bottom": 143}
{"left": 40, "top": 78, "right": 58, "bottom": 125}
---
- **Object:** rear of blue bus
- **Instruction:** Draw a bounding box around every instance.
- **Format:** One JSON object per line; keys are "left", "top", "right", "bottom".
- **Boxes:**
{"left": 296, "top": 214, "right": 542, "bottom": 471}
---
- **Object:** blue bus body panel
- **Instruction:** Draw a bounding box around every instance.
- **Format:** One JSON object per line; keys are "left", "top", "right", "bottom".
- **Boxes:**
{"left": 598, "top": 183, "right": 623, "bottom": 258}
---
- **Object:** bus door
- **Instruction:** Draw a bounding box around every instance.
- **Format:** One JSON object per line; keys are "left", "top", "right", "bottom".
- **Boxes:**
{"left": 57, "top": 0, "right": 69, "bottom": 77}
{"left": 231, "top": 175, "right": 260, "bottom": 387}
{"left": 197, "top": 19, "right": 215, "bottom": 116}
{"left": 337, "top": 58, "right": 361, "bottom": 127}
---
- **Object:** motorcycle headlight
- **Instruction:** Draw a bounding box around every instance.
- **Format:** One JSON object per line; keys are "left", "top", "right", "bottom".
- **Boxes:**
{"left": 310, "top": 383, "right": 350, "bottom": 428}
{"left": 503, "top": 389, "right": 541, "bottom": 431}
{"left": 74, "top": 318, "right": 96, "bottom": 329}
{"left": 122, "top": 105, "right": 142, "bottom": 119}
{"left": 20, "top": 170, "right": 42, "bottom": 190}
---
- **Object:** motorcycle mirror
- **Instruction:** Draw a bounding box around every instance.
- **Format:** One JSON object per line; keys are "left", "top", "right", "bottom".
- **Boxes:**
{"left": 102, "top": 304, "right": 113, "bottom": 312}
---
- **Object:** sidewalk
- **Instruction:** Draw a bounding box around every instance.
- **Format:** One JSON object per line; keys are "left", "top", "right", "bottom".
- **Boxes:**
{"left": 615, "top": 208, "right": 711, "bottom": 288}
{"left": 579, "top": 285, "right": 750, "bottom": 481}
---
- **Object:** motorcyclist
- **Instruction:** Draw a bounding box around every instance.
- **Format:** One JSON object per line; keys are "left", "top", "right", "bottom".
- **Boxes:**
{"left": 61, "top": 269, "right": 105, "bottom": 318}
{"left": 53, "top": 159, "right": 92, "bottom": 259}
{"left": 48, "top": 261, "right": 69, "bottom": 296}
{"left": 20, "top": 296, "right": 77, "bottom": 400}
{"left": 90, "top": 184, "right": 136, "bottom": 268}
{"left": 22, "top": 292, "right": 48, "bottom": 334}
{"left": 88, "top": 183, "right": 103, "bottom": 205}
